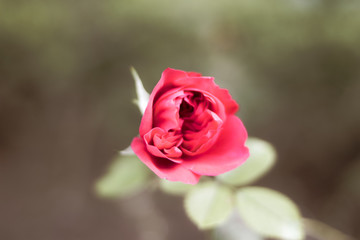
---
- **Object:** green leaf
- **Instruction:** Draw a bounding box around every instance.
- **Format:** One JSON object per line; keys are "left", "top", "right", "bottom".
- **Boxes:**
{"left": 217, "top": 137, "right": 276, "bottom": 186}
{"left": 159, "top": 179, "right": 194, "bottom": 196}
{"left": 130, "top": 66, "right": 150, "bottom": 115}
{"left": 214, "top": 211, "right": 264, "bottom": 240}
{"left": 235, "top": 187, "right": 304, "bottom": 240}
{"left": 95, "top": 148, "right": 150, "bottom": 198}
{"left": 184, "top": 182, "right": 233, "bottom": 229}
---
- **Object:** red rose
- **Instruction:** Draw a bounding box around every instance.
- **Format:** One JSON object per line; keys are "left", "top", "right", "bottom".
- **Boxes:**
{"left": 131, "top": 68, "right": 249, "bottom": 184}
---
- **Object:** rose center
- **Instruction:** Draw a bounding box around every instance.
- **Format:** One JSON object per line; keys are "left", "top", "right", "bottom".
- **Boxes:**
{"left": 178, "top": 91, "right": 223, "bottom": 156}
{"left": 179, "top": 100, "right": 194, "bottom": 118}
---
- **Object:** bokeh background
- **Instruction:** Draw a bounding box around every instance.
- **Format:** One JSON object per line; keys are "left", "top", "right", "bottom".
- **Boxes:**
{"left": 1, "top": 0, "right": 359, "bottom": 239}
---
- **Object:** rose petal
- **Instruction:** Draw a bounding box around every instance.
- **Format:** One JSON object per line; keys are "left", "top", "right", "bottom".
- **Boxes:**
{"left": 145, "top": 144, "right": 182, "bottom": 163}
{"left": 144, "top": 128, "right": 183, "bottom": 163}
{"left": 186, "top": 71, "right": 202, "bottom": 77}
{"left": 164, "top": 146, "right": 183, "bottom": 158}
{"left": 153, "top": 89, "right": 184, "bottom": 131}
{"left": 181, "top": 115, "right": 249, "bottom": 175}
{"left": 131, "top": 137, "right": 200, "bottom": 184}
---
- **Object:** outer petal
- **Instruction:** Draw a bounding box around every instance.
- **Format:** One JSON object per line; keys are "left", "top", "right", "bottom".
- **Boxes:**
{"left": 131, "top": 137, "right": 200, "bottom": 184}
{"left": 139, "top": 68, "right": 190, "bottom": 136}
{"left": 181, "top": 115, "right": 249, "bottom": 176}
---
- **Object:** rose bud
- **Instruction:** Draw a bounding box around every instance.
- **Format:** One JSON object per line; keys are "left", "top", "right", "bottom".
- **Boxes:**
{"left": 131, "top": 68, "right": 249, "bottom": 184}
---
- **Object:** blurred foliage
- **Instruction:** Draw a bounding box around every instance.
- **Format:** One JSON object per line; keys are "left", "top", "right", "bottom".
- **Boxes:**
{"left": 236, "top": 187, "right": 304, "bottom": 240}
{"left": 184, "top": 181, "right": 233, "bottom": 230}
{"left": 95, "top": 149, "right": 151, "bottom": 198}
{"left": 159, "top": 179, "right": 195, "bottom": 196}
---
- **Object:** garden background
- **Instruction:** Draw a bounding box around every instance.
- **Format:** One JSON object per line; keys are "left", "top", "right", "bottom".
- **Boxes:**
{"left": 0, "top": 0, "right": 359, "bottom": 239}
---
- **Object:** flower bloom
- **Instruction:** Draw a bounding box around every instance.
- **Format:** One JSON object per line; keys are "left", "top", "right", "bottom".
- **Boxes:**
{"left": 131, "top": 68, "right": 249, "bottom": 184}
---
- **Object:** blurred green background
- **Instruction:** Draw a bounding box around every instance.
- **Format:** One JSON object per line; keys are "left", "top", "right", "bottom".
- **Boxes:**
{"left": 0, "top": 0, "right": 359, "bottom": 239}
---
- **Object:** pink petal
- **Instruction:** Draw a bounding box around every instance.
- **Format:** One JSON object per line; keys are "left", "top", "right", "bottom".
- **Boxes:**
{"left": 131, "top": 137, "right": 200, "bottom": 184}
{"left": 187, "top": 72, "right": 202, "bottom": 77}
{"left": 164, "top": 146, "right": 183, "bottom": 158}
{"left": 144, "top": 128, "right": 183, "bottom": 163}
{"left": 181, "top": 115, "right": 249, "bottom": 176}
{"left": 146, "top": 144, "right": 183, "bottom": 163}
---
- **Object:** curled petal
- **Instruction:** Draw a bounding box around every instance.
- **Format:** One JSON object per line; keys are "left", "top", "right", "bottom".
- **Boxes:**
{"left": 131, "top": 137, "right": 200, "bottom": 184}
{"left": 143, "top": 127, "right": 183, "bottom": 163}
{"left": 164, "top": 147, "right": 182, "bottom": 158}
